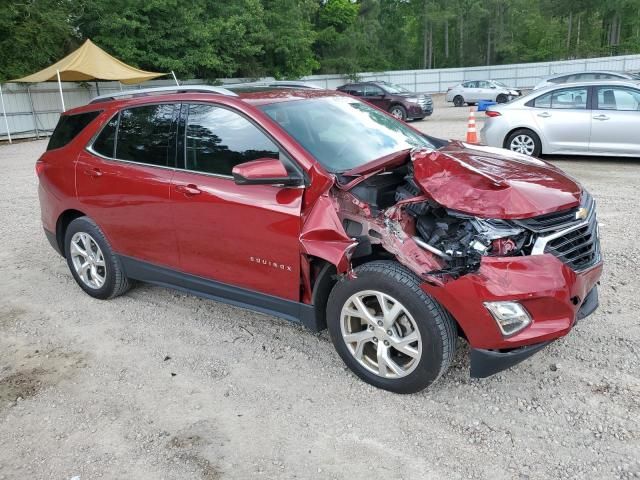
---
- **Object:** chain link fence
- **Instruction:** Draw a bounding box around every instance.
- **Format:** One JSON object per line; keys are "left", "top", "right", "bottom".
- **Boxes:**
{"left": 2, "top": 53, "right": 640, "bottom": 142}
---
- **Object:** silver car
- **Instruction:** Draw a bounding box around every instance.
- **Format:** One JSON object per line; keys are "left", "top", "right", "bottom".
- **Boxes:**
{"left": 533, "top": 70, "right": 640, "bottom": 90}
{"left": 480, "top": 80, "right": 640, "bottom": 157}
{"left": 445, "top": 80, "right": 521, "bottom": 107}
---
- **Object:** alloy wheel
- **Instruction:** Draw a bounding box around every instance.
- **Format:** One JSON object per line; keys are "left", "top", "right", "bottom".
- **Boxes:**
{"left": 69, "top": 232, "right": 107, "bottom": 289}
{"left": 340, "top": 290, "right": 422, "bottom": 379}
{"left": 509, "top": 134, "right": 536, "bottom": 155}
{"left": 390, "top": 107, "right": 404, "bottom": 119}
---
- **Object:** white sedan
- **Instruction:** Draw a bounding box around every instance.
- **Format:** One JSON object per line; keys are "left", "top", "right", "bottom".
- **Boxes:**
{"left": 480, "top": 80, "right": 640, "bottom": 157}
{"left": 445, "top": 80, "right": 521, "bottom": 107}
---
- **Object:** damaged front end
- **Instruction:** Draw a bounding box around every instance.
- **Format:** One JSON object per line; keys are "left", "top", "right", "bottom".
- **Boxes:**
{"left": 301, "top": 141, "right": 601, "bottom": 378}
{"left": 325, "top": 150, "right": 534, "bottom": 283}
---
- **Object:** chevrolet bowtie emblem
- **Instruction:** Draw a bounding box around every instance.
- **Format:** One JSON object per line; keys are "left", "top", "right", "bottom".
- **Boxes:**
{"left": 575, "top": 207, "right": 589, "bottom": 220}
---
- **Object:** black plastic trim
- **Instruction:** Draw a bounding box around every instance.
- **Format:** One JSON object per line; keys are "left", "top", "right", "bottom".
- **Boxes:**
{"left": 577, "top": 286, "right": 599, "bottom": 320}
{"left": 118, "top": 255, "right": 322, "bottom": 332}
{"left": 470, "top": 341, "right": 551, "bottom": 378}
{"left": 44, "top": 228, "right": 63, "bottom": 257}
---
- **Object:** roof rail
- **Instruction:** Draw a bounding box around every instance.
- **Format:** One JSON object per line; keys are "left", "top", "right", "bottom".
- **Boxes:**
{"left": 89, "top": 85, "right": 238, "bottom": 104}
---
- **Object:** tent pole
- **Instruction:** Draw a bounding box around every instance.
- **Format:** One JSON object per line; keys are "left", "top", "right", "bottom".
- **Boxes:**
{"left": 171, "top": 71, "right": 179, "bottom": 86}
{"left": 27, "top": 85, "right": 40, "bottom": 139}
{"left": 0, "top": 83, "right": 11, "bottom": 144}
{"left": 56, "top": 69, "right": 66, "bottom": 112}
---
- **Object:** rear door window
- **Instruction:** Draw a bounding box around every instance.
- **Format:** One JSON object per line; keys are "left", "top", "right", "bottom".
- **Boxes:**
{"left": 184, "top": 104, "right": 281, "bottom": 177}
{"left": 115, "top": 104, "right": 177, "bottom": 167}
{"left": 344, "top": 85, "right": 364, "bottom": 96}
{"left": 596, "top": 87, "right": 640, "bottom": 111}
{"left": 364, "top": 85, "right": 384, "bottom": 97}
{"left": 533, "top": 88, "right": 588, "bottom": 109}
{"left": 92, "top": 114, "right": 118, "bottom": 158}
{"left": 47, "top": 111, "right": 101, "bottom": 151}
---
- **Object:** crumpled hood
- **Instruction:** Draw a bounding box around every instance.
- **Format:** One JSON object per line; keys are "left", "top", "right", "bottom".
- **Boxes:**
{"left": 412, "top": 142, "right": 581, "bottom": 219}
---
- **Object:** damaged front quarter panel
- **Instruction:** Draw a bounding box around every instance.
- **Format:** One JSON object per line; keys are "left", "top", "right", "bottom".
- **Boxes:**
{"left": 299, "top": 193, "right": 359, "bottom": 274}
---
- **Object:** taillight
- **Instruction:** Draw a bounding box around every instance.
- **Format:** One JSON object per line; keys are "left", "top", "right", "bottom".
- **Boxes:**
{"left": 35, "top": 158, "right": 45, "bottom": 177}
{"left": 485, "top": 110, "right": 501, "bottom": 117}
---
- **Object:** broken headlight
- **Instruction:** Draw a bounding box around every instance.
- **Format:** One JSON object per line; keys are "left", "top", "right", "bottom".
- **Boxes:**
{"left": 414, "top": 210, "right": 529, "bottom": 272}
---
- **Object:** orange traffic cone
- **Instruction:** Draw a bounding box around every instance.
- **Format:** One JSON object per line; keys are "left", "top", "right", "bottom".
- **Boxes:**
{"left": 466, "top": 108, "right": 478, "bottom": 144}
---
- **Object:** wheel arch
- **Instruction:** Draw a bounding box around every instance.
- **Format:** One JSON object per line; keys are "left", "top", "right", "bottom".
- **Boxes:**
{"left": 388, "top": 102, "right": 407, "bottom": 114}
{"left": 56, "top": 209, "right": 87, "bottom": 257}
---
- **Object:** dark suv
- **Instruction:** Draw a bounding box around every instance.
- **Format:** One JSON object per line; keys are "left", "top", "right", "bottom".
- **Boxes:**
{"left": 37, "top": 85, "right": 602, "bottom": 393}
{"left": 337, "top": 81, "right": 433, "bottom": 121}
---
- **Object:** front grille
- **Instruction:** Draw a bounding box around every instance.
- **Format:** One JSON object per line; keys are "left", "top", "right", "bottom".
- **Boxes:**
{"left": 517, "top": 191, "right": 601, "bottom": 272}
{"left": 515, "top": 191, "right": 593, "bottom": 233}
{"left": 543, "top": 216, "right": 600, "bottom": 271}
{"left": 417, "top": 95, "right": 432, "bottom": 112}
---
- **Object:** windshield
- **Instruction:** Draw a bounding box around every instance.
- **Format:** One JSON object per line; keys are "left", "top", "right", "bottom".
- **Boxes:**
{"left": 381, "top": 82, "right": 411, "bottom": 94}
{"left": 260, "top": 96, "right": 433, "bottom": 172}
{"left": 492, "top": 81, "right": 508, "bottom": 87}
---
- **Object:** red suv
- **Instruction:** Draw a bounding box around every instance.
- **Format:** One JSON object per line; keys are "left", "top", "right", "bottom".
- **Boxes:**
{"left": 37, "top": 86, "right": 602, "bottom": 393}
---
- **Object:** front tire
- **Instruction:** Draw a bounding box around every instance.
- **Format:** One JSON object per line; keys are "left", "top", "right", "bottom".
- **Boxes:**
{"left": 496, "top": 94, "right": 508, "bottom": 103}
{"left": 326, "top": 261, "right": 457, "bottom": 393}
{"left": 389, "top": 105, "right": 407, "bottom": 121}
{"left": 505, "top": 128, "right": 542, "bottom": 157}
{"left": 64, "top": 217, "right": 130, "bottom": 300}
{"left": 453, "top": 95, "right": 464, "bottom": 107}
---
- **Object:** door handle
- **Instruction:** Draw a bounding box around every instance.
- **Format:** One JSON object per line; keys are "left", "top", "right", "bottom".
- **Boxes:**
{"left": 593, "top": 114, "right": 609, "bottom": 121}
{"left": 537, "top": 112, "right": 551, "bottom": 118}
{"left": 175, "top": 184, "right": 202, "bottom": 196}
{"left": 83, "top": 168, "right": 103, "bottom": 178}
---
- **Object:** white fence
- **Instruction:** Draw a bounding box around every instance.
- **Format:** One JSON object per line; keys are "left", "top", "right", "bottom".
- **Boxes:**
{"left": 2, "top": 53, "right": 640, "bottom": 142}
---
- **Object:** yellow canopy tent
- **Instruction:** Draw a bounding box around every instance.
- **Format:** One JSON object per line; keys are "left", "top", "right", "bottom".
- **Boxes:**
{"left": 2, "top": 39, "right": 171, "bottom": 143}
{"left": 11, "top": 39, "right": 166, "bottom": 85}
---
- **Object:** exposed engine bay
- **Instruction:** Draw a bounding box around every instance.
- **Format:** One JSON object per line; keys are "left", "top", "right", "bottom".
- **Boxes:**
{"left": 333, "top": 152, "right": 534, "bottom": 280}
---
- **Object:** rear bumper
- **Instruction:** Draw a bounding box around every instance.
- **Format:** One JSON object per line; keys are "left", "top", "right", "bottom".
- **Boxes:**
{"left": 479, "top": 118, "right": 510, "bottom": 148}
{"left": 422, "top": 254, "right": 603, "bottom": 376}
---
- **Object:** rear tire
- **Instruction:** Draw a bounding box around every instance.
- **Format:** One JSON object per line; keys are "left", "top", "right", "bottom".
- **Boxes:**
{"left": 389, "top": 105, "right": 407, "bottom": 121}
{"left": 453, "top": 95, "right": 464, "bottom": 107}
{"left": 505, "top": 128, "right": 542, "bottom": 157}
{"left": 326, "top": 261, "right": 457, "bottom": 393}
{"left": 64, "top": 217, "right": 130, "bottom": 300}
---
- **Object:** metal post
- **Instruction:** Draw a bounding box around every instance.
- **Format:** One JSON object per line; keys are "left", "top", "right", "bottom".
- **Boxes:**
{"left": 95, "top": 81, "right": 100, "bottom": 96}
{"left": 26, "top": 85, "right": 39, "bottom": 139}
{"left": 56, "top": 69, "right": 66, "bottom": 112}
{"left": 0, "top": 83, "right": 11, "bottom": 143}
{"left": 171, "top": 71, "right": 179, "bottom": 86}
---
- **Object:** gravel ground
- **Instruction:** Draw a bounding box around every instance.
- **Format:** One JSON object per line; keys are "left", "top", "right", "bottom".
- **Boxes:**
{"left": 1, "top": 95, "right": 639, "bottom": 480}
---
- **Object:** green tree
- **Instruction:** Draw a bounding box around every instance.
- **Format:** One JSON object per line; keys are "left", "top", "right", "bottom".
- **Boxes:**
{"left": 0, "top": 0, "right": 80, "bottom": 81}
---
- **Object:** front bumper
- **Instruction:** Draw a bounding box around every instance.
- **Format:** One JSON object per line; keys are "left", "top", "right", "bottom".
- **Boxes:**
{"left": 469, "top": 286, "right": 599, "bottom": 377}
{"left": 422, "top": 254, "right": 603, "bottom": 376}
{"left": 408, "top": 104, "right": 433, "bottom": 118}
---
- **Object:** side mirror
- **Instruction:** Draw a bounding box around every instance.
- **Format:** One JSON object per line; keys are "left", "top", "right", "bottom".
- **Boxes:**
{"left": 232, "top": 158, "right": 303, "bottom": 187}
